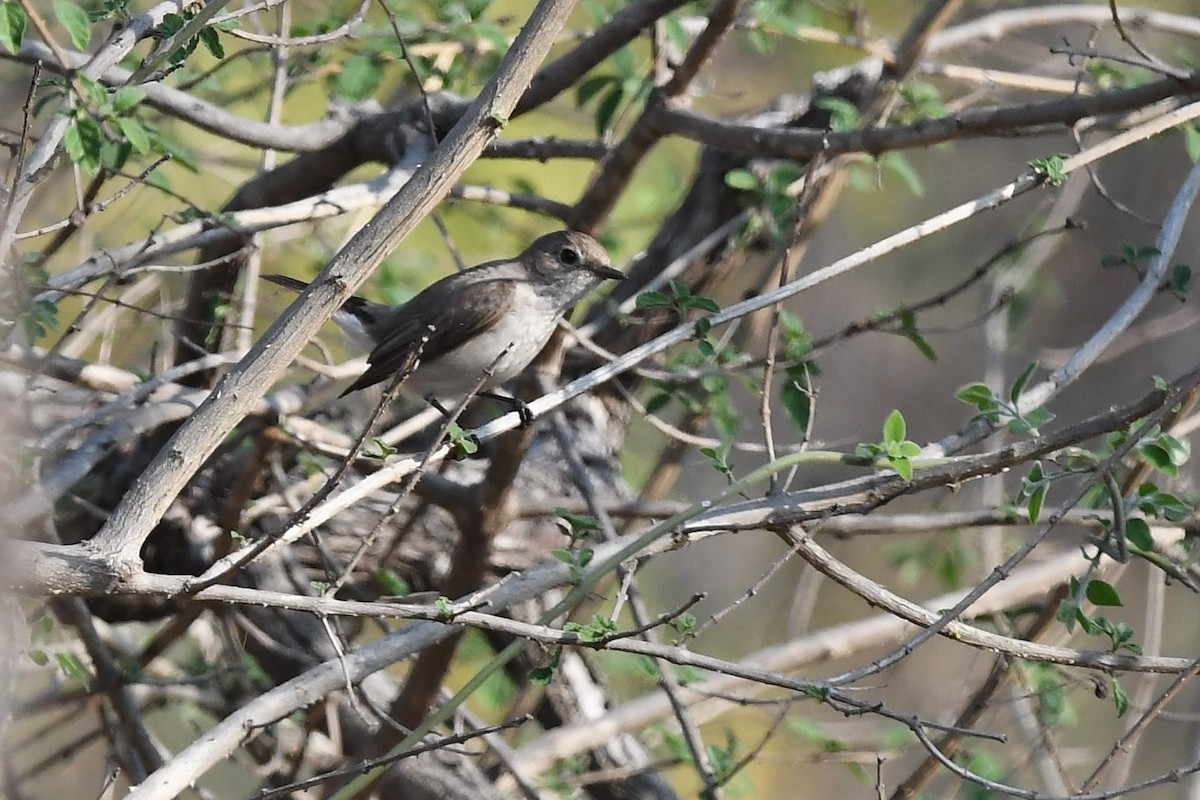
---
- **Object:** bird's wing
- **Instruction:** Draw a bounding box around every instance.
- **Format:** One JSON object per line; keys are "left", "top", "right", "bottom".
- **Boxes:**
{"left": 341, "top": 276, "right": 517, "bottom": 395}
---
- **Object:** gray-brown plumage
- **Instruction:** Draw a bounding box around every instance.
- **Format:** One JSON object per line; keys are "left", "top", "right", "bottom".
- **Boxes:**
{"left": 266, "top": 231, "right": 621, "bottom": 408}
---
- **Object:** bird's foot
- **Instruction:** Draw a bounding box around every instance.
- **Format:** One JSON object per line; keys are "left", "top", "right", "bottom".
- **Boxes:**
{"left": 479, "top": 391, "right": 535, "bottom": 428}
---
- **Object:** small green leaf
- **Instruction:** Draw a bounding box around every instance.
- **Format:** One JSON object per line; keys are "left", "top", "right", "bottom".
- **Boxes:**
{"left": 367, "top": 437, "right": 398, "bottom": 459}
{"left": 1124, "top": 518, "right": 1153, "bottom": 551}
{"left": 116, "top": 117, "right": 150, "bottom": 153}
{"left": 901, "top": 328, "right": 937, "bottom": 362}
{"left": 1011, "top": 361, "right": 1038, "bottom": 403}
{"left": 0, "top": 1, "right": 26, "bottom": 54}
{"left": 555, "top": 508, "right": 600, "bottom": 541}
{"left": 669, "top": 612, "right": 695, "bottom": 637}
{"left": 955, "top": 383, "right": 997, "bottom": 406}
{"left": 53, "top": 0, "right": 90, "bottom": 50}
{"left": 1029, "top": 153, "right": 1068, "bottom": 186}
{"left": 111, "top": 86, "right": 146, "bottom": 113}
{"left": 1027, "top": 484, "right": 1046, "bottom": 525}
{"left": 63, "top": 115, "right": 103, "bottom": 172}
{"left": 1112, "top": 677, "right": 1129, "bottom": 717}
{"left": 529, "top": 664, "right": 555, "bottom": 685}
{"left": 781, "top": 369, "right": 812, "bottom": 432}
{"left": 332, "top": 53, "right": 382, "bottom": 101}
{"left": 1021, "top": 406, "right": 1056, "bottom": 433}
{"left": 882, "top": 410, "right": 906, "bottom": 444}
{"left": 724, "top": 168, "right": 760, "bottom": 191}
{"left": 635, "top": 290, "right": 671, "bottom": 310}
{"left": 881, "top": 151, "right": 924, "bottom": 197}
{"left": 1086, "top": 579, "right": 1123, "bottom": 607}
{"left": 445, "top": 423, "right": 478, "bottom": 458}
{"left": 575, "top": 74, "right": 617, "bottom": 107}
{"left": 564, "top": 613, "right": 619, "bottom": 643}
{"left": 594, "top": 86, "right": 623, "bottom": 135}
{"left": 611, "top": 44, "right": 636, "bottom": 78}
{"left": 198, "top": 25, "right": 224, "bottom": 59}
{"left": 372, "top": 568, "right": 410, "bottom": 596}
{"left": 816, "top": 96, "right": 860, "bottom": 131}
{"left": 889, "top": 457, "right": 913, "bottom": 481}
{"left": 644, "top": 392, "right": 671, "bottom": 414}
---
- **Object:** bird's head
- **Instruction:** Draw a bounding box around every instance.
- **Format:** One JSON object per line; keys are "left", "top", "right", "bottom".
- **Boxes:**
{"left": 523, "top": 230, "right": 624, "bottom": 303}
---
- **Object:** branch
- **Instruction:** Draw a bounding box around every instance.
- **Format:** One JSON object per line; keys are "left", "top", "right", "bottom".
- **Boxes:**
{"left": 654, "top": 71, "right": 1200, "bottom": 160}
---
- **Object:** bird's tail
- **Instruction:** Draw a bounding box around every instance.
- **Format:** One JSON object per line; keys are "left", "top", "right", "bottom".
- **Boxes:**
{"left": 263, "top": 273, "right": 311, "bottom": 293}
{"left": 262, "top": 273, "right": 382, "bottom": 351}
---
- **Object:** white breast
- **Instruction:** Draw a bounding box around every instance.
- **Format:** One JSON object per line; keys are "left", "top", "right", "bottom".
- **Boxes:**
{"left": 405, "top": 282, "right": 561, "bottom": 398}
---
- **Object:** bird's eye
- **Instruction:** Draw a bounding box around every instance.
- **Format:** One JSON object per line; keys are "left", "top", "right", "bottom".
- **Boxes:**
{"left": 559, "top": 247, "right": 580, "bottom": 266}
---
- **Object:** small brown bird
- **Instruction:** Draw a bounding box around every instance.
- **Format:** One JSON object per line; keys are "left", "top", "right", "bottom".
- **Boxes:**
{"left": 266, "top": 230, "right": 622, "bottom": 423}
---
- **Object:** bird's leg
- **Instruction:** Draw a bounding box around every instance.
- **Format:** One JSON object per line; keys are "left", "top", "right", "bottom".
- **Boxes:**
{"left": 424, "top": 396, "right": 484, "bottom": 457}
{"left": 478, "top": 390, "right": 534, "bottom": 428}
{"left": 425, "top": 396, "right": 453, "bottom": 419}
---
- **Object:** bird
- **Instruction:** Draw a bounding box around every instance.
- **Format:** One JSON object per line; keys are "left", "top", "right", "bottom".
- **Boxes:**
{"left": 265, "top": 230, "right": 623, "bottom": 425}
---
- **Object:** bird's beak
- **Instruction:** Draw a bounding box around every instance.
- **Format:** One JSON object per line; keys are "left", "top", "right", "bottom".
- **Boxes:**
{"left": 591, "top": 264, "right": 625, "bottom": 281}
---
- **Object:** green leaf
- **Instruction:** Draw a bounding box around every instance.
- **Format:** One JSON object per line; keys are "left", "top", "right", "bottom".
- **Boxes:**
{"left": 332, "top": 53, "right": 382, "bottom": 101}
{"left": 816, "top": 96, "right": 860, "bottom": 131}
{"left": 881, "top": 151, "right": 924, "bottom": 197}
{"left": 198, "top": 25, "right": 224, "bottom": 59}
{"left": 644, "top": 392, "right": 671, "bottom": 414}
{"left": 610, "top": 44, "right": 636, "bottom": 78}
{"left": 1027, "top": 483, "right": 1046, "bottom": 525}
{"left": 564, "top": 613, "right": 618, "bottom": 643}
{"left": 63, "top": 115, "right": 103, "bottom": 173}
{"left": 111, "top": 86, "right": 146, "bottom": 113}
{"left": 668, "top": 612, "right": 695, "bottom": 637}
{"left": 1022, "top": 406, "right": 1056, "bottom": 431}
{"left": 1011, "top": 361, "right": 1038, "bottom": 403}
{"left": 889, "top": 457, "right": 913, "bottom": 481}
{"left": 955, "top": 383, "right": 997, "bottom": 406}
{"left": 116, "top": 117, "right": 150, "bottom": 153}
{"left": 882, "top": 409, "right": 906, "bottom": 444}
{"left": 53, "top": 0, "right": 90, "bottom": 50}
{"left": 901, "top": 328, "right": 937, "bottom": 362}
{"left": 529, "top": 664, "right": 555, "bottom": 685}
{"left": 0, "top": 1, "right": 26, "bottom": 54}
{"left": 1112, "top": 677, "right": 1129, "bottom": 717}
{"left": 1124, "top": 518, "right": 1153, "bottom": 551}
{"left": 77, "top": 75, "right": 106, "bottom": 108}
{"left": 1086, "top": 579, "right": 1123, "bottom": 607}
{"left": 575, "top": 74, "right": 617, "bottom": 107}
{"left": 724, "top": 168, "right": 760, "bottom": 191}
{"left": 555, "top": 508, "right": 600, "bottom": 541}
{"left": 445, "top": 423, "right": 478, "bottom": 458}
{"left": 372, "top": 568, "right": 410, "bottom": 596}
{"left": 55, "top": 652, "right": 92, "bottom": 686}
{"left": 634, "top": 290, "right": 671, "bottom": 310}
{"left": 593, "top": 86, "right": 623, "bottom": 135}
{"left": 781, "top": 372, "right": 811, "bottom": 432}
{"left": 1029, "top": 153, "right": 1068, "bottom": 186}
